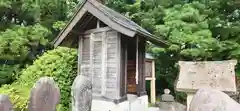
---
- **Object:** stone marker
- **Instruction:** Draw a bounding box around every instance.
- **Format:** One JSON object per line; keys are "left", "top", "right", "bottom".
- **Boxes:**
{"left": 176, "top": 60, "right": 237, "bottom": 111}
{"left": 161, "top": 89, "right": 174, "bottom": 102}
{"left": 72, "top": 75, "right": 92, "bottom": 111}
{"left": 189, "top": 89, "right": 240, "bottom": 111}
{"left": 28, "top": 77, "right": 60, "bottom": 111}
{"left": 0, "top": 95, "right": 13, "bottom": 111}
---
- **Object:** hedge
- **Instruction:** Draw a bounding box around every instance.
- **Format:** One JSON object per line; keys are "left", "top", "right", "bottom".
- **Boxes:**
{"left": 0, "top": 64, "right": 20, "bottom": 86}
{"left": 0, "top": 47, "right": 77, "bottom": 111}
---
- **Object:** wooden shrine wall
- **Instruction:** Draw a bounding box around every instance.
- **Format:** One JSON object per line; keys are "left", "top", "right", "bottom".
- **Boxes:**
{"left": 79, "top": 27, "right": 121, "bottom": 99}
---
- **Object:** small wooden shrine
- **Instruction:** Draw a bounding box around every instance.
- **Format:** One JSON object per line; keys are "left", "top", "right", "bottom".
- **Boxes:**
{"left": 53, "top": 0, "right": 168, "bottom": 109}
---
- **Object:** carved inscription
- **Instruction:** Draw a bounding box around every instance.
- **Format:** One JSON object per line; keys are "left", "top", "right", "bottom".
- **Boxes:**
{"left": 28, "top": 77, "right": 60, "bottom": 111}
{"left": 176, "top": 60, "right": 237, "bottom": 92}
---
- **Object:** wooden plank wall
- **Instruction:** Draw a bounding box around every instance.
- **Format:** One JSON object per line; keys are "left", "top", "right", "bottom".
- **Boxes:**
{"left": 79, "top": 27, "right": 121, "bottom": 99}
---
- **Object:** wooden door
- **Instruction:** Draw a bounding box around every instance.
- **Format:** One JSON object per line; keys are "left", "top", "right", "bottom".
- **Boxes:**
{"left": 127, "top": 60, "right": 137, "bottom": 93}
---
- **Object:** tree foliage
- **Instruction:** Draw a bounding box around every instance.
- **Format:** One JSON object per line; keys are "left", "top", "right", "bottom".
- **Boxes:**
{"left": 0, "top": 47, "right": 77, "bottom": 111}
{"left": 1, "top": 0, "right": 240, "bottom": 105}
{"left": 106, "top": 0, "right": 240, "bottom": 103}
{"left": 0, "top": 0, "right": 79, "bottom": 85}
{"left": 0, "top": 24, "right": 51, "bottom": 61}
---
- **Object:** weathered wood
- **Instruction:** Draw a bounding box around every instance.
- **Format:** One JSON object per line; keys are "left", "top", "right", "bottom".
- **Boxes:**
{"left": 72, "top": 75, "right": 92, "bottom": 111}
{"left": 82, "top": 27, "right": 111, "bottom": 35}
{"left": 91, "top": 32, "right": 103, "bottom": 95}
{"left": 81, "top": 36, "right": 91, "bottom": 77}
{"left": 28, "top": 77, "right": 60, "bottom": 111}
{"left": 84, "top": 1, "right": 136, "bottom": 37}
{"left": 78, "top": 36, "right": 83, "bottom": 75}
{"left": 145, "top": 60, "right": 152, "bottom": 78}
{"left": 0, "top": 95, "right": 13, "bottom": 111}
{"left": 54, "top": 6, "right": 87, "bottom": 47}
{"left": 101, "top": 31, "right": 106, "bottom": 96}
{"left": 105, "top": 30, "right": 119, "bottom": 98}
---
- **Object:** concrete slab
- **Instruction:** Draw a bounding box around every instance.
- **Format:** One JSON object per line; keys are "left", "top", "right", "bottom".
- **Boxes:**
{"left": 147, "top": 107, "right": 160, "bottom": 111}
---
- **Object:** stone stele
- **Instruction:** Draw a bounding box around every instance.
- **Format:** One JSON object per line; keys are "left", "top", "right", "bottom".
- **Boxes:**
{"left": 176, "top": 60, "right": 237, "bottom": 93}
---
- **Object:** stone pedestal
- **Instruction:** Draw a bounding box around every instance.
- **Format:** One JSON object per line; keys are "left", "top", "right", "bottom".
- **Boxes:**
{"left": 176, "top": 60, "right": 238, "bottom": 111}
{"left": 91, "top": 95, "right": 148, "bottom": 111}
{"left": 91, "top": 99, "right": 129, "bottom": 111}
{"left": 186, "top": 92, "right": 194, "bottom": 111}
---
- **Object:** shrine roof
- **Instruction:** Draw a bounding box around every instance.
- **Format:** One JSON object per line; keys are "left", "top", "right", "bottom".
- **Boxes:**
{"left": 53, "top": 0, "right": 169, "bottom": 47}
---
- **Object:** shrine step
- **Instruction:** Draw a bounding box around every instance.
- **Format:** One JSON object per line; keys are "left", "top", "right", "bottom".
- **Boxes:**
{"left": 127, "top": 94, "right": 138, "bottom": 102}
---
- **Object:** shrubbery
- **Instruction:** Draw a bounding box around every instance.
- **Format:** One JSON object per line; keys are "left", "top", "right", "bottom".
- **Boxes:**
{"left": 0, "top": 64, "right": 20, "bottom": 85}
{"left": 0, "top": 47, "right": 77, "bottom": 111}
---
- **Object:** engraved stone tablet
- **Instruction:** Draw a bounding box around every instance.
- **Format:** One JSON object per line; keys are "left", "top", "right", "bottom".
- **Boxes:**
{"left": 28, "top": 77, "right": 60, "bottom": 111}
{"left": 0, "top": 95, "right": 13, "bottom": 111}
{"left": 176, "top": 60, "right": 237, "bottom": 93}
{"left": 72, "top": 75, "right": 92, "bottom": 111}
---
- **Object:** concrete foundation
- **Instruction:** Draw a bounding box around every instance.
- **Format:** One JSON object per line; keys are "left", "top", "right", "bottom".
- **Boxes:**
{"left": 91, "top": 95, "right": 148, "bottom": 111}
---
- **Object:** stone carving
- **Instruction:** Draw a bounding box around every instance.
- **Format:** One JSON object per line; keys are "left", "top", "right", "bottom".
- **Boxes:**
{"left": 28, "top": 77, "right": 60, "bottom": 111}
{"left": 189, "top": 89, "right": 240, "bottom": 111}
{"left": 72, "top": 75, "right": 92, "bottom": 111}
{"left": 161, "top": 89, "right": 174, "bottom": 102}
{"left": 0, "top": 95, "right": 13, "bottom": 111}
{"left": 176, "top": 60, "right": 237, "bottom": 92}
{"left": 176, "top": 60, "right": 238, "bottom": 111}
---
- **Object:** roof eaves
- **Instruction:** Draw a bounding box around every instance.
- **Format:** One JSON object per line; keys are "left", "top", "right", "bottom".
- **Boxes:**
{"left": 136, "top": 29, "right": 170, "bottom": 47}
{"left": 52, "top": 0, "right": 87, "bottom": 46}
{"left": 88, "top": 0, "right": 137, "bottom": 35}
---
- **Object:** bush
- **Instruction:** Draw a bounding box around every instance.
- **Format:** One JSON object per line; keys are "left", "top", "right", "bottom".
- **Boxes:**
{"left": 0, "top": 64, "right": 20, "bottom": 85}
{"left": 0, "top": 47, "right": 77, "bottom": 111}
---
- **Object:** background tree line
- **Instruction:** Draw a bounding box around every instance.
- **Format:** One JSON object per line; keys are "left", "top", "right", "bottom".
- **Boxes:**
{"left": 0, "top": 0, "right": 240, "bottom": 107}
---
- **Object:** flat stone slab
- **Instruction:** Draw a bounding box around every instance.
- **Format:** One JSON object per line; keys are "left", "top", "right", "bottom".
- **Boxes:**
{"left": 176, "top": 60, "right": 237, "bottom": 93}
{"left": 147, "top": 107, "right": 160, "bottom": 111}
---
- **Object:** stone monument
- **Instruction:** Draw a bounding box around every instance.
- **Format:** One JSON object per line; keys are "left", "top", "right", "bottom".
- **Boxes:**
{"left": 157, "top": 89, "right": 186, "bottom": 111}
{"left": 0, "top": 95, "right": 13, "bottom": 111}
{"left": 190, "top": 88, "right": 240, "bottom": 111}
{"left": 176, "top": 60, "right": 238, "bottom": 111}
{"left": 161, "top": 89, "right": 174, "bottom": 102}
{"left": 28, "top": 77, "right": 60, "bottom": 111}
{"left": 71, "top": 75, "right": 92, "bottom": 111}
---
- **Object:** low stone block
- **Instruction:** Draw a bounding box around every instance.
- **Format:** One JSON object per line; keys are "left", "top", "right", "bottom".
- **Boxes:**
{"left": 190, "top": 89, "right": 240, "bottom": 111}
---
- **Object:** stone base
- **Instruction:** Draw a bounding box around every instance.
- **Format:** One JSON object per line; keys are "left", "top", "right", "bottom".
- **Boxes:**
{"left": 91, "top": 95, "right": 148, "bottom": 111}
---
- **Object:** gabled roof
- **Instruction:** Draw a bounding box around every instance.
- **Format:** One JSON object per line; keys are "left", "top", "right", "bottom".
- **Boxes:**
{"left": 53, "top": 0, "right": 169, "bottom": 47}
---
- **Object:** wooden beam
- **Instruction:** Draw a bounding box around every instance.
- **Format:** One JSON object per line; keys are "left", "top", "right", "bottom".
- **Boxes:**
{"left": 97, "top": 19, "right": 100, "bottom": 28}
{"left": 150, "top": 60, "right": 156, "bottom": 104}
{"left": 54, "top": 8, "right": 87, "bottom": 47}
{"left": 83, "top": 27, "right": 112, "bottom": 35}
{"left": 79, "top": 15, "right": 95, "bottom": 31}
{"left": 84, "top": 1, "right": 136, "bottom": 37}
{"left": 101, "top": 31, "right": 106, "bottom": 96}
{"left": 78, "top": 36, "right": 83, "bottom": 75}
